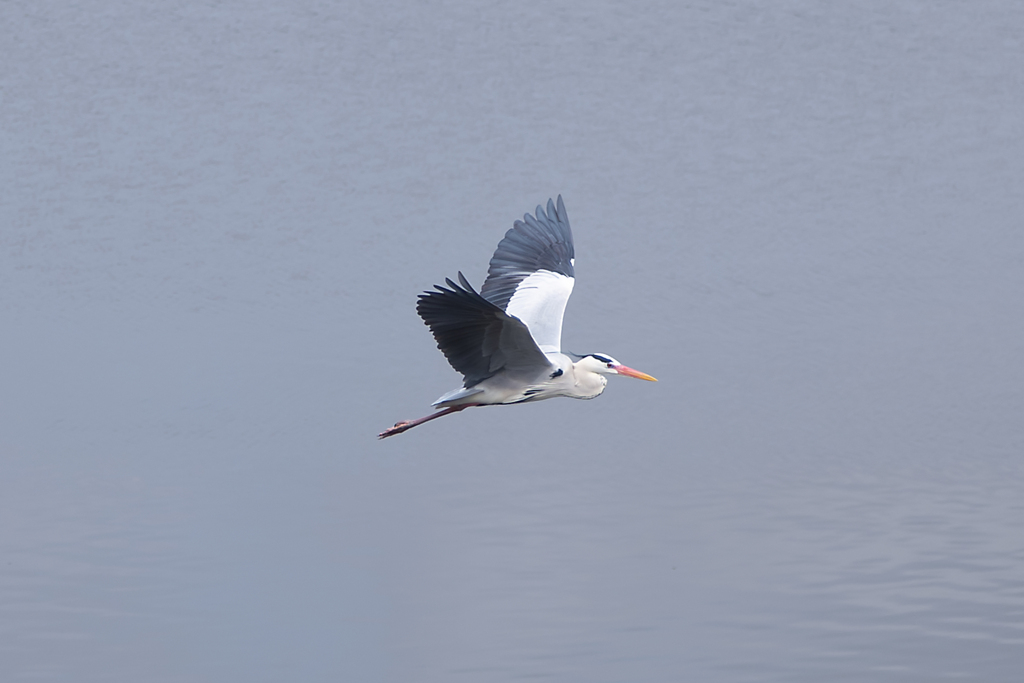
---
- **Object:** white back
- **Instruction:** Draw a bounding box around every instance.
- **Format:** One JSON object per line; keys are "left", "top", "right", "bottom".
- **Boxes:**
{"left": 504, "top": 269, "right": 575, "bottom": 353}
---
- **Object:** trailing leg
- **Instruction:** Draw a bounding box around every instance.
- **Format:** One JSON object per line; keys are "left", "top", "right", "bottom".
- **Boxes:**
{"left": 377, "top": 404, "right": 478, "bottom": 439}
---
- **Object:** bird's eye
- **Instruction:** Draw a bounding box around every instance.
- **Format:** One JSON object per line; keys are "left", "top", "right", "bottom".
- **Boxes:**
{"left": 606, "top": 363, "right": 614, "bottom": 368}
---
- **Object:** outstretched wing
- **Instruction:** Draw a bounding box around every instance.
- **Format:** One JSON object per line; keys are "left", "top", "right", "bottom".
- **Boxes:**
{"left": 479, "top": 196, "right": 575, "bottom": 354}
{"left": 417, "top": 273, "right": 553, "bottom": 388}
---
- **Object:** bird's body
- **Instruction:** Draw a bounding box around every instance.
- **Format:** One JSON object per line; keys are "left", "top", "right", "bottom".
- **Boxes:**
{"left": 379, "top": 197, "right": 656, "bottom": 439}
{"left": 430, "top": 348, "right": 607, "bottom": 408}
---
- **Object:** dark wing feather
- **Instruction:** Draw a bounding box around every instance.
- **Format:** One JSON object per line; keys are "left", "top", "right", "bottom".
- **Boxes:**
{"left": 416, "top": 272, "right": 552, "bottom": 387}
{"left": 479, "top": 196, "right": 575, "bottom": 310}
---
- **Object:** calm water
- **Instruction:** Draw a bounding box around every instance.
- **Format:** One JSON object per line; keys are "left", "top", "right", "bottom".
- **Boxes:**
{"left": 3, "top": 1, "right": 1023, "bottom": 681}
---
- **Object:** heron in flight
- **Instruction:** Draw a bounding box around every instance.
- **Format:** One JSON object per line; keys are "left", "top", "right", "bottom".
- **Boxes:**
{"left": 379, "top": 196, "right": 656, "bottom": 439}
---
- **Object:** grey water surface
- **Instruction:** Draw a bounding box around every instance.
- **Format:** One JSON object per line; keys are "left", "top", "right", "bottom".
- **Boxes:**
{"left": 3, "top": 1, "right": 1023, "bottom": 681}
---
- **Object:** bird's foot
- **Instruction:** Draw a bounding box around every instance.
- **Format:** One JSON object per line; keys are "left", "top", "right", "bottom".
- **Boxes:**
{"left": 378, "top": 420, "right": 412, "bottom": 439}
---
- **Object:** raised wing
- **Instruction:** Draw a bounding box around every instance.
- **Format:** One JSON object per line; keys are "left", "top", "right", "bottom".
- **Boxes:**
{"left": 479, "top": 196, "right": 575, "bottom": 354}
{"left": 417, "top": 273, "right": 553, "bottom": 388}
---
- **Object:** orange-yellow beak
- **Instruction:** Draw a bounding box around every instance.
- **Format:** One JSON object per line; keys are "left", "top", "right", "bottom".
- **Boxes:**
{"left": 614, "top": 364, "right": 658, "bottom": 382}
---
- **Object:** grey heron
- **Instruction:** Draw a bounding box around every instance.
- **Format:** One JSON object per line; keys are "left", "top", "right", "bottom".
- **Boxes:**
{"left": 378, "top": 196, "right": 656, "bottom": 439}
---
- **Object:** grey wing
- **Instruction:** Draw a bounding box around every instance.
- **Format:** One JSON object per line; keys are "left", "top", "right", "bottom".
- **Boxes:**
{"left": 416, "top": 272, "right": 554, "bottom": 388}
{"left": 479, "top": 196, "right": 576, "bottom": 353}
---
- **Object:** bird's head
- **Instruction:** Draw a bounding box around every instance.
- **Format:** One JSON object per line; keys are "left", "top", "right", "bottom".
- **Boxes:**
{"left": 573, "top": 353, "right": 658, "bottom": 381}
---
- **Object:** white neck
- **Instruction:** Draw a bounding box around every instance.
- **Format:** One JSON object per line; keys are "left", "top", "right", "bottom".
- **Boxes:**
{"left": 569, "top": 358, "right": 609, "bottom": 399}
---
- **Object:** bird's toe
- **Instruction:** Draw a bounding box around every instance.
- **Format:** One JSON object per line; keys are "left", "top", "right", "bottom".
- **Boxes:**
{"left": 378, "top": 421, "right": 410, "bottom": 439}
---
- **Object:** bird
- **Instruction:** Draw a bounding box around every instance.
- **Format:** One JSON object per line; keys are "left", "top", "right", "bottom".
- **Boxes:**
{"left": 378, "top": 196, "right": 656, "bottom": 439}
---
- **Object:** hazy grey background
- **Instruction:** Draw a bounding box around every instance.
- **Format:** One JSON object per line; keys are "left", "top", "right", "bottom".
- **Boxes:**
{"left": 3, "top": 1, "right": 1023, "bottom": 681}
